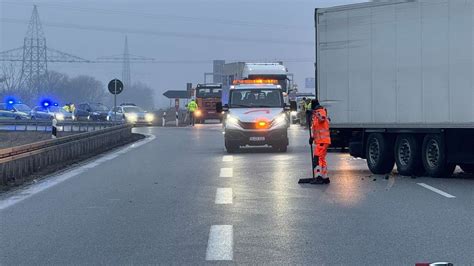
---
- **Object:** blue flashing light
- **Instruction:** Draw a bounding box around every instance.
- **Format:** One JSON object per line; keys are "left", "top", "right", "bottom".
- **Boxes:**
{"left": 7, "top": 100, "right": 14, "bottom": 105}
{"left": 53, "top": 103, "right": 59, "bottom": 106}
{"left": 41, "top": 100, "right": 52, "bottom": 108}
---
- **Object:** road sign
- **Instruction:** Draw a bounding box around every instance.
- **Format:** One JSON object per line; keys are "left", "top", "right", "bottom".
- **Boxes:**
{"left": 108, "top": 79, "right": 124, "bottom": 95}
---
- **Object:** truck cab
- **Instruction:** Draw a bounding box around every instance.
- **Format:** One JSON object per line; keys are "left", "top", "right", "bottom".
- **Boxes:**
{"left": 242, "top": 63, "right": 291, "bottom": 93}
{"left": 195, "top": 83, "right": 222, "bottom": 123}
{"left": 218, "top": 80, "right": 292, "bottom": 153}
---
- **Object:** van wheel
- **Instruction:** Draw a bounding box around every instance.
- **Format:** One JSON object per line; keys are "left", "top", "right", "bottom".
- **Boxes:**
{"left": 366, "top": 133, "right": 394, "bottom": 174}
{"left": 225, "top": 140, "right": 239, "bottom": 153}
{"left": 421, "top": 134, "right": 455, "bottom": 178}
{"left": 395, "top": 134, "right": 424, "bottom": 176}
{"left": 460, "top": 164, "right": 474, "bottom": 174}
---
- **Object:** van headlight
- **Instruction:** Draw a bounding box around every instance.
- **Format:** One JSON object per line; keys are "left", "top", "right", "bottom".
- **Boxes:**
{"left": 225, "top": 114, "right": 240, "bottom": 129}
{"left": 272, "top": 113, "right": 288, "bottom": 128}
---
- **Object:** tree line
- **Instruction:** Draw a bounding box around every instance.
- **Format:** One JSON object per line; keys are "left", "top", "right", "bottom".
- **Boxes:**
{"left": 0, "top": 63, "right": 155, "bottom": 110}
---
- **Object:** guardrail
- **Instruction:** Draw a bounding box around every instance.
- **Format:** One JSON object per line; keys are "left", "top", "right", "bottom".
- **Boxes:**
{"left": 0, "top": 124, "right": 133, "bottom": 186}
{"left": 0, "top": 120, "right": 123, "bottom": 132}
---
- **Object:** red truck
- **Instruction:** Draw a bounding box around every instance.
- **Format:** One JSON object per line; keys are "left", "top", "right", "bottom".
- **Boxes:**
{"left": 194, "top": 83, "right": 223, "bottom": 123}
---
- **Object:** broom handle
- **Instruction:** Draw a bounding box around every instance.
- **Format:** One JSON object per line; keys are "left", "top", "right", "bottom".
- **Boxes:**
{"left": 308, "top": 111, "right": 315, "bottom": 179}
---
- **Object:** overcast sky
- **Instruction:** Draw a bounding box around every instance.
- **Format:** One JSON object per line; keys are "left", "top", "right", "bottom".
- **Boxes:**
{"left": 1, "top": 0, "right": 367, "bottom": 107}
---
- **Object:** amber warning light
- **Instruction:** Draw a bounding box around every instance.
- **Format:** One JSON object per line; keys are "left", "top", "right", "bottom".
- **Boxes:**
{"left": 232, "top": 79, "right": 279, "bottom": 85}
{"left": 256, "top": 120, "right": 269, "bottom": 129}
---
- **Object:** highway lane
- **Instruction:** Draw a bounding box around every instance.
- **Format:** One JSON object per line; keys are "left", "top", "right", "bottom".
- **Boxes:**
{"left": 0, "top": 125, "right": 473, "bottom": 264}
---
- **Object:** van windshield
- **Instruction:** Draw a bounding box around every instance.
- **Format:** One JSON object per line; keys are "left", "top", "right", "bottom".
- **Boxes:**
{"left": 229, "top": 89, "right": 282, "bottom": 108}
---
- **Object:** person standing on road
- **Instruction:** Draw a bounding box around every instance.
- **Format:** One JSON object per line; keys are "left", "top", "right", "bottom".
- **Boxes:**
{"left": 305, "top": 98, "right": 312, "bottom": 129}
{"left": 309, "top": 99, "right": 331, "bottom": 184}
{"left": 187, "top": 98, "right": 198, "bottom": 126}
{"left": 62, "top": 103, "right": 74, "bottom": 113}
{"left": 299, "top": 97, "right": 307, "bottom": 126}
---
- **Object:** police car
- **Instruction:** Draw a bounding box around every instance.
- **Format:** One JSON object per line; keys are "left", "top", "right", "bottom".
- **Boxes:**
{"left": 217, "top": 80, "right": 294, "bottom": 153}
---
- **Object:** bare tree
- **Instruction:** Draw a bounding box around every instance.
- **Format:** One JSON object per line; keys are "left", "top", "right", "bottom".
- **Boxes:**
{"left": 68, "top": 75, "right": 108, "bottom": 104}
{"left": 0, "top": 63, "right": 23, "bottom": 93}
{"left": 119, "top": 81, "right": 155, "bottom": 110}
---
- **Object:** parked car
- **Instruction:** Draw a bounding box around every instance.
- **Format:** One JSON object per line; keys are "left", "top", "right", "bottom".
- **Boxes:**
{"left": 0, "top": 103, "right": 31, "bottom": 120}
{"left": 108, "top": 105, "right": 154, "bottom": 125}
{"left": 30, "top": 106, "right": 73, "bottom": 121}
{"left": 73, "top": 103, "right": 109, "bottom": 121}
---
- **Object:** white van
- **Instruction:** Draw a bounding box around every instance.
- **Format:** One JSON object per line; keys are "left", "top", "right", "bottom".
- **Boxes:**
{"left": 217, "top": 80, "right": 294, "bottom": 153}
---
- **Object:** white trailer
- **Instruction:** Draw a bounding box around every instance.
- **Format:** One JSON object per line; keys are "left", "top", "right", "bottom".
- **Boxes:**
{"left": 315, "top": 0, "right": 474, "bottom": 177}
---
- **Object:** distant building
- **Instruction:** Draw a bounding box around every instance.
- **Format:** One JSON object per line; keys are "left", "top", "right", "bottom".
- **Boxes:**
{"left": 305, "top": 78, "right": 315, "bottom": 89}
{"left": 213, "top": 60, "right": 225, "bottom": 83}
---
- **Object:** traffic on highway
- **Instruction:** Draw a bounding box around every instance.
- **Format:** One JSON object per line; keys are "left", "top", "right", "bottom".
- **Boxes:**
{"left": 1, "top": 0, "right": 473, "bottom": 265}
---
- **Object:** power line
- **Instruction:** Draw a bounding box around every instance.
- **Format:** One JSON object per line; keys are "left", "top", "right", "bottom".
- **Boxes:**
{"left": 1, "top": 18, "right": 314, "bottom": 46}
{"left": 87, "top": 59, "right": 314, "bottom": 64}
{"left": 1, "top": 1, "right": 312, "bottom": 30}
{"left": 0, "top": 5, "right": 90, "bottom": 94}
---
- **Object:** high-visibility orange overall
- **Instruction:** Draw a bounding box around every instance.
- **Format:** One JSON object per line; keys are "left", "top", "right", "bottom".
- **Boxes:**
{"left": 312, "top": 107, "right": 331, "bottom": 178}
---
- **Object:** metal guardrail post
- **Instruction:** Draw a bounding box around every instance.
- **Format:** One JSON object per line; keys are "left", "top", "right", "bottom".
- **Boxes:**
{"left": 162, "top": 112, "right": 166, "bottom": 127}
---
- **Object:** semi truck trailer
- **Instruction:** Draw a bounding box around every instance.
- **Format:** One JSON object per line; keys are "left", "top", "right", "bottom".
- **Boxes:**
{"left": 315, "top": 0, "right": 474, "bottom": 177}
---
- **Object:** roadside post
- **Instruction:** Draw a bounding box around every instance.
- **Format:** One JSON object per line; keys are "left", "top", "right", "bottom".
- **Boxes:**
{"left": 51, "top": 118, "right": 58, "bottom": 139}
{"left": 175, "top": 99, "right": 179, "bottom": 127}
{"left": 162, "top": 111, "right": 166, "bottom": 127}
{"left": 108, "top": 79, "right": 124, "bottom": 122}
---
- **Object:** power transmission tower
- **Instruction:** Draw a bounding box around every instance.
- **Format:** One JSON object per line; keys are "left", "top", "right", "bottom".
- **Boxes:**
{"left": 22, "top": 5, "right": 47, "bottom": 90}
{"left": 0, "top": 5, "right": 89, "bottom": 93}
{"left": 122, "top": 36, "right": 131, "bottom": 88}
{"left": 97, "top": 36, "right": 155, "bottom": 89}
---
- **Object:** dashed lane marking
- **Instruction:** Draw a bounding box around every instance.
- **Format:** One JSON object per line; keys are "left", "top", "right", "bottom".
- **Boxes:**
{"left": 215, "top": 188, "right": 233, "bottom": 204}
{"left": 417, "top": 183, "right": 456, "bottom": 198}
{"left": 220, "top": 168, "right": 233, "bottom": 178}
{"left": 205, "top": 225, "right": 233, "bottom": 261}
{"left": 222, "top": 155, "right": 233, "bottom": 162}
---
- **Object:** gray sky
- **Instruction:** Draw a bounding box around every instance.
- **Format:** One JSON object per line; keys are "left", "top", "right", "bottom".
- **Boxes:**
{"left": 1, "top": 0, "right": 367, "bottom": 107}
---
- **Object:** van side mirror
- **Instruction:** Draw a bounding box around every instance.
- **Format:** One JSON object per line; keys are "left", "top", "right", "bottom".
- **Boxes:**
{"left": 216, "top": 102, "right": 223, "bottom": 113}
{"left": 289, "top": 101, "right": 297, "bottom": 111}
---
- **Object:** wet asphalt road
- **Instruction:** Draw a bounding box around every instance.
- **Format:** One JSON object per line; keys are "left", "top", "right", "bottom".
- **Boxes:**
{"left": 0, "top": 124, "right": 473, "bottom": 264}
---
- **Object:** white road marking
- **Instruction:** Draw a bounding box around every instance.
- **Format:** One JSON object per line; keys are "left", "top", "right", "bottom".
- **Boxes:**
{"left": 0, "top": 134, "right": 156, "bottom": 211}
{"left": 205, "top": 225, "right": 233, "bottom": 261}
{"left": 215, "top": 188, "right": 233, "bottom": 204}
{"left": 220, "top": 168, "right": 233, "bottom": 178}
{"left": 417, "top": 183, "right": 456, "bottom": 198}
{"left": 222, "top": 155, "right": 233, "bottom": 162}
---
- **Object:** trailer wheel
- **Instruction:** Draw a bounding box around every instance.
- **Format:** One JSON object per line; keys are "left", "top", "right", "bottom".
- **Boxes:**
{"left": 225, "top": 139, "right": 239, "bottom": 153}
{"left": 394, "top": 134, "right": 424, "bottom": 176}
{"left": 460, "top": 164, "right": 474, "bottom": 174}
{"left": 422, "top": 134, "right": 455, "bottom": 178}
{"left": 366, "top": 133, "right": 394, "bottom": 174}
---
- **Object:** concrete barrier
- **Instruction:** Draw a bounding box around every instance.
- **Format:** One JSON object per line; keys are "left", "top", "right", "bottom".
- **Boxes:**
{"left": 0, "top": 124, "right": 133, "bottom": 186}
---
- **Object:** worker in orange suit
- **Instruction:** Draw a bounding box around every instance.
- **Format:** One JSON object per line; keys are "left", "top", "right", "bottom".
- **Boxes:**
{"left": 309, "top": 99, "right": 331, "bottom": 184}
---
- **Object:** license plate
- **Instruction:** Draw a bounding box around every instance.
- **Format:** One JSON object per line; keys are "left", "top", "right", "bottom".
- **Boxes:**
{"left": 250, "top": 136, "right": 265, "bottom": 141}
